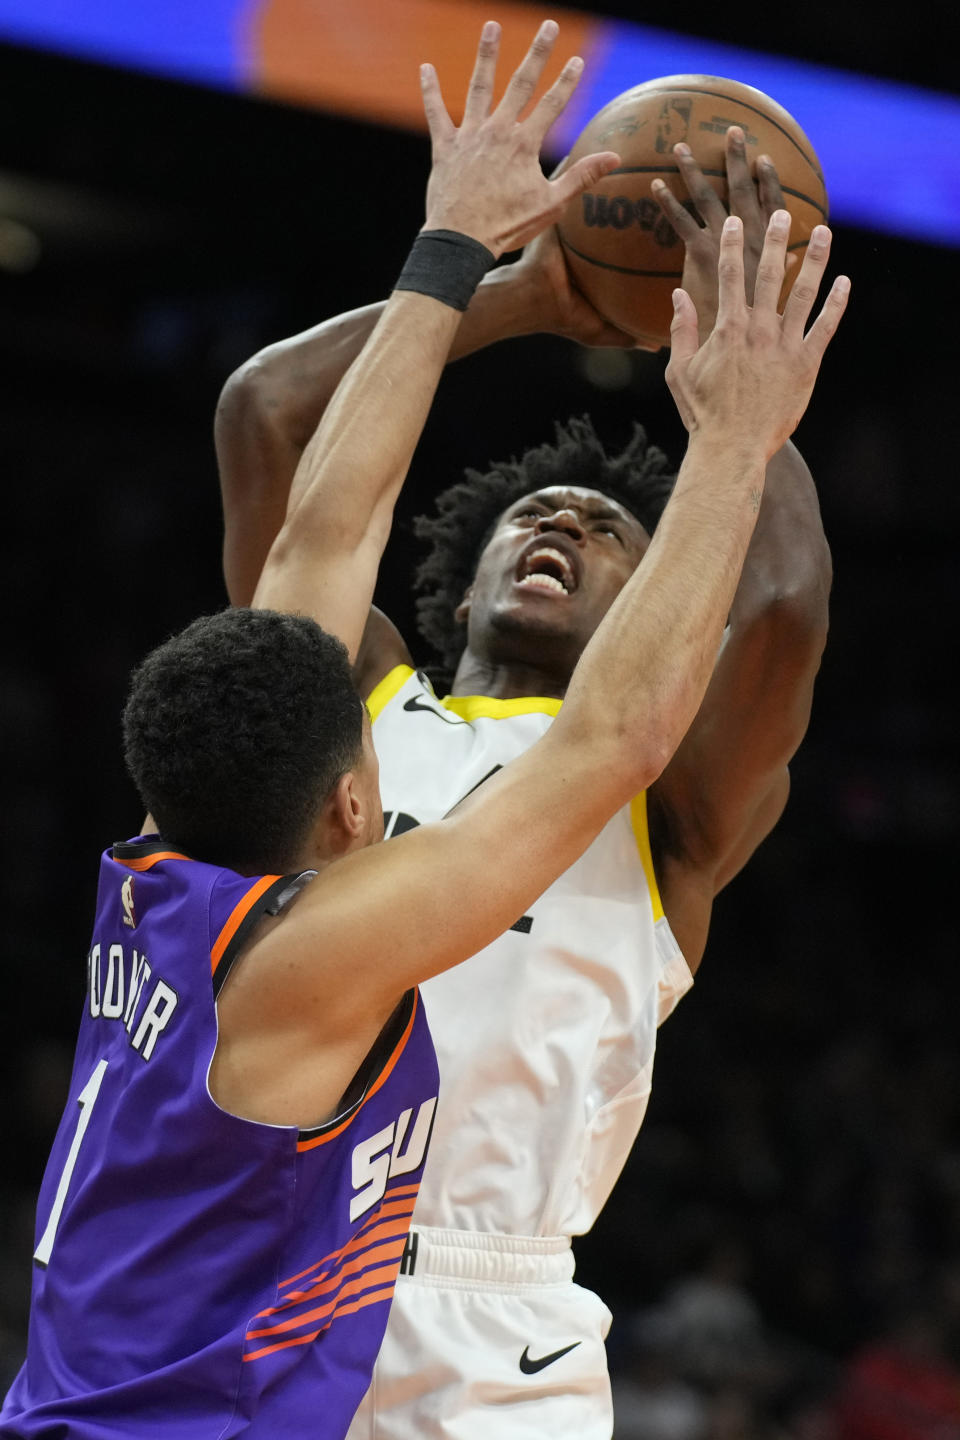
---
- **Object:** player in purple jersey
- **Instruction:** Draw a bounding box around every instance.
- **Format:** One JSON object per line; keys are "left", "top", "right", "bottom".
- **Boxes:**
{"left": 4, "top": 828, "right": 439, "bottom": 1439}
{"left": 2, "top": 17, "right": 849, "bottom": 1440}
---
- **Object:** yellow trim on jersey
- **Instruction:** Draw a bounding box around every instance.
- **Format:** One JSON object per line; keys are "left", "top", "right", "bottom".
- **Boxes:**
{"left": 371, "top": 662, "right": 660, "bottom": 913}
{"left": 366, "top": 665, "right": 415, "bottom": 720}
{"left": 440, "top": 693, "right": 563, "bottom": 720}
{"left": 369, "top": 665, "right": 563, "bottom": 722}
{"left": 630, "top": 792, "right": 664, "bottom": 922}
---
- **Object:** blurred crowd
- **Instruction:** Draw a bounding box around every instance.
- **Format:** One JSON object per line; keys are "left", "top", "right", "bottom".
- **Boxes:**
{"left": 588, "top": 824, "right": 960, "bottom": 1439}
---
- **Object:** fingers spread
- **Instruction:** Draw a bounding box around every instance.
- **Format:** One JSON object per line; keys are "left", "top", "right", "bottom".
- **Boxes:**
{"left": 461, "top": 20, "right": 501, "bottom": 128}
{"left": 751, "top": 209, "right": 791, "bottom": 315}
{"left": 667, "top": 289, "right": 699, "bottom": 400}
{"left": 497, "top": 18, "right": 558, "bottom": 123}
{"left": 781, "top": 223, "right": 832, "bottom": 340}
{"left": 803, "top": 273, "right": 851, "bottom": 361}
{"left": 526, "top": 55, "right": 585, "bottom": 145}
{"left": 651, "top": 176, "right": 703, "bottom": 241}
{"left": 673, "top": 143, "right": 726, "bottom": 228}
{"left": 420, "top": 63, "right": 455, "bottom": 145}
{"left": 724, "top": 126, "right": 760, "bottom": 221}
{"left": 552, "top": 149, "right": 621, "bottom": 208}
{"left": 756, "top": 154, "right": 785, "bottom": 218}
{"left": 715, "top": 214, "right": 747, "bottom": 326}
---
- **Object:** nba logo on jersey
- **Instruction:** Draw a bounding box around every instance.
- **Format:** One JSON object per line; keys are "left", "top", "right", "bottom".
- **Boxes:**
{"left": 121, "top": 874, "right": 136, "bottom": 929}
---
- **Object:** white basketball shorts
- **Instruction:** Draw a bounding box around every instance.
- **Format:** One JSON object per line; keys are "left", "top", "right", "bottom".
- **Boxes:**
{"left": 344, "top": 1226, "right": 614, "bottom": 1440}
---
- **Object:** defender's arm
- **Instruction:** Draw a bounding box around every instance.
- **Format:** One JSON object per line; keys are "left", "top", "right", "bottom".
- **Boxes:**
{"left": 250, "top": 25, "right": 618, "bottom": 660}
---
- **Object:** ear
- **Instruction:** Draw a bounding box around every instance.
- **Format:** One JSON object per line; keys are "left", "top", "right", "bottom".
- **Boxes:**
{"left": 454, "top": 583, "right": 474, "bottom": 625}
{"left": 327, "top": 770, "right": 369, "bottom": 850}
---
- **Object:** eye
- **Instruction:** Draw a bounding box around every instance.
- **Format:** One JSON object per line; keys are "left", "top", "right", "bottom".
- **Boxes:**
{"left": 594, "top": 523, "right": 625, "bottom": 544}
{"left": 513, "top": 507, "right": 544, "bottom": 521}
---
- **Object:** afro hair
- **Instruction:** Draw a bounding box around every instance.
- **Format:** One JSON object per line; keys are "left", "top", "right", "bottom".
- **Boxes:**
{"left": 413, "top": 414, "right": 676, "bottom": 678}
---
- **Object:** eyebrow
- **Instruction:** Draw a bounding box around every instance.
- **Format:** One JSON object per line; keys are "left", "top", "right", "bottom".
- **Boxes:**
{"left": 518, "top": 493, "right": 629, "bottom": 524}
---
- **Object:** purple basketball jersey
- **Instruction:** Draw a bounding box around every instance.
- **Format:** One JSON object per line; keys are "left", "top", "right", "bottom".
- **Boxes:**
{"left": 1, "top": 837, "right": 439, "bottom": 1438}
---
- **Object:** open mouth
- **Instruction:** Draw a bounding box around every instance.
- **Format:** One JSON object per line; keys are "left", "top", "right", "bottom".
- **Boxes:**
{"left": 515, "top": 546, "right": 578, "bottom": 596}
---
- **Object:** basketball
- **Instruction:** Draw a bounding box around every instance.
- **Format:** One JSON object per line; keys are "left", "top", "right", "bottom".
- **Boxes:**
{"left": 557, "top": 76, "right": 828, "bottom": 349}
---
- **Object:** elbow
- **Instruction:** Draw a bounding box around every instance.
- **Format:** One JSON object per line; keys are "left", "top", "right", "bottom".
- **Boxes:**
{"left": 216, "top": 354, "right": 277, "bottom": 438}
{"left": 738, "top": 568, "right": 831, "bottom": 659}
{"left": 602, "top": 712, "right": 677, "bottom": 799}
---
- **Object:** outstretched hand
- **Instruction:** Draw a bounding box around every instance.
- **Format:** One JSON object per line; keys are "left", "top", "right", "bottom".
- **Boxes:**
{"left": 420, "top": 20, "right": 620, "bottom": 258}
{"left": 653, "top": 126, "right": 793, "bottom": 344}
{"left": 666, "top": 211, "right": 849, "bottom": 460}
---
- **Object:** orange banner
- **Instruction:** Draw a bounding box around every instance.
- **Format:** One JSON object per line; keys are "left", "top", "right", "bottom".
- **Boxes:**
{"left": 252, "top": 0, "right": 598, "bottom": 131}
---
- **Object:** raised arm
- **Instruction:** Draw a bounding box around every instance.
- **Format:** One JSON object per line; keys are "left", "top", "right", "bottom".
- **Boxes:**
{"left": 249, "top": 21, "right": 619, "bottom": 660}
{"left": 648, "top": 131, "right": 834, "bottom": 969}
{"left": 217, "top": 210, "right": 848, "bottom": 1128}
{"left": 217, "top": 215, "right": 632, "bottom": 619}
{"left": 268, "top": 213, "right": 849, "bottom": 1015}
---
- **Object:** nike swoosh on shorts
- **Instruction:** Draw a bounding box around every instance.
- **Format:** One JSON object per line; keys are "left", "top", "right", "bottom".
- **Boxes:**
{"left": 518, "top": 1341, "right": 582, "bottom": 1374}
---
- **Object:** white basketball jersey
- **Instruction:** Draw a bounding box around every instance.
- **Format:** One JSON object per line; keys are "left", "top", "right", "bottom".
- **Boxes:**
{"left": 369, "top": 666, "right": 693, "bottom": 1239}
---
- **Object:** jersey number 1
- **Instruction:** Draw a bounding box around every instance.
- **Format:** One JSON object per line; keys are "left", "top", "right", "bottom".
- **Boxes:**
{"left": 34, "top": 1059, "right": 108, "bottom": 1266}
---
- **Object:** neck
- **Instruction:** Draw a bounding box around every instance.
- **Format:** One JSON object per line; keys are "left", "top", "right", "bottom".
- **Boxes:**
{"left": 450, "top": 649, "right": 572, "bottom": 701}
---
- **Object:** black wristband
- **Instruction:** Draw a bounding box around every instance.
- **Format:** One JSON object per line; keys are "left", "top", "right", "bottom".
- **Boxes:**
{"left": 394, "top": 230, "right": 495, "bottom": 312}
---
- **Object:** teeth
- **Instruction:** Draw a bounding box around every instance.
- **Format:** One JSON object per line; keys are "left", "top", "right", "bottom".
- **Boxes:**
{"left": 521, "top": 546, "right": 575, "bottom": 592}
{"left": 517, "top": 573, "right": 567, "bottom": 593}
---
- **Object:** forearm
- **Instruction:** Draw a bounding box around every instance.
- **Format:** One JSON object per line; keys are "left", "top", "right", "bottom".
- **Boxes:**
{"left": 251, "top": 283, "right": 464, "bottom": 641}
{"left": 217, "top": 264, "right": 543, "bottom": 605}
{"left": 559, "top": 433, "right": 769, "bottom": 791}
{"left": 217, "top": 305, "right": 387, "bottom": 603}
{"left": 276, "top": 291, "right": 463, "bottom": 553}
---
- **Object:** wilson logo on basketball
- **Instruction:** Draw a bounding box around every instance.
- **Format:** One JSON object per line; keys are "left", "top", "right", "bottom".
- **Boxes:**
{"left": 581, "top": 194, "right": 680, "bottom": 247}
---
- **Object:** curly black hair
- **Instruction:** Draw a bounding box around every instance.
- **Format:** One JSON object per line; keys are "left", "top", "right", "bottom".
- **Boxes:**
{"left": 123, "top": 608, "right": 363, "bottom": 875}
{"left": 413, "top": 414, "right": 677, "bottom": 677}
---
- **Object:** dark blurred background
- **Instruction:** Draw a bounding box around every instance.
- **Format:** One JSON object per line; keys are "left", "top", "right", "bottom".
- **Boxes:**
{"left": 1, "top": 3, "right": 956, "bottom": 1435}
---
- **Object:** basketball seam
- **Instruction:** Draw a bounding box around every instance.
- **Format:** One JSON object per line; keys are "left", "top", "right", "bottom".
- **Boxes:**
{"left": 558, "top": 231, "right": 809, "bottom": 278}
{"left": 604, "top": 167, "right": 827, "bottom": 219}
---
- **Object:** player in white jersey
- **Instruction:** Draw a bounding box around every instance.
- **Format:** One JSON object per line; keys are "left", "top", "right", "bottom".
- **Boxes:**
{"left": 215, "top": 44, "right": 843, "bottom": 1437}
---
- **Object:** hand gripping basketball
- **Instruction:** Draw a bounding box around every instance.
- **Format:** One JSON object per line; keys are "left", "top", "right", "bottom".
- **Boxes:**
{"left": 652, "top": 125, "right": 796, "bottom": 344}
{"left": 665, "top": 212, "right": 850, "bottom": 460}
{"left": 419, "top": 20, "right": 621, "bottom": 259}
